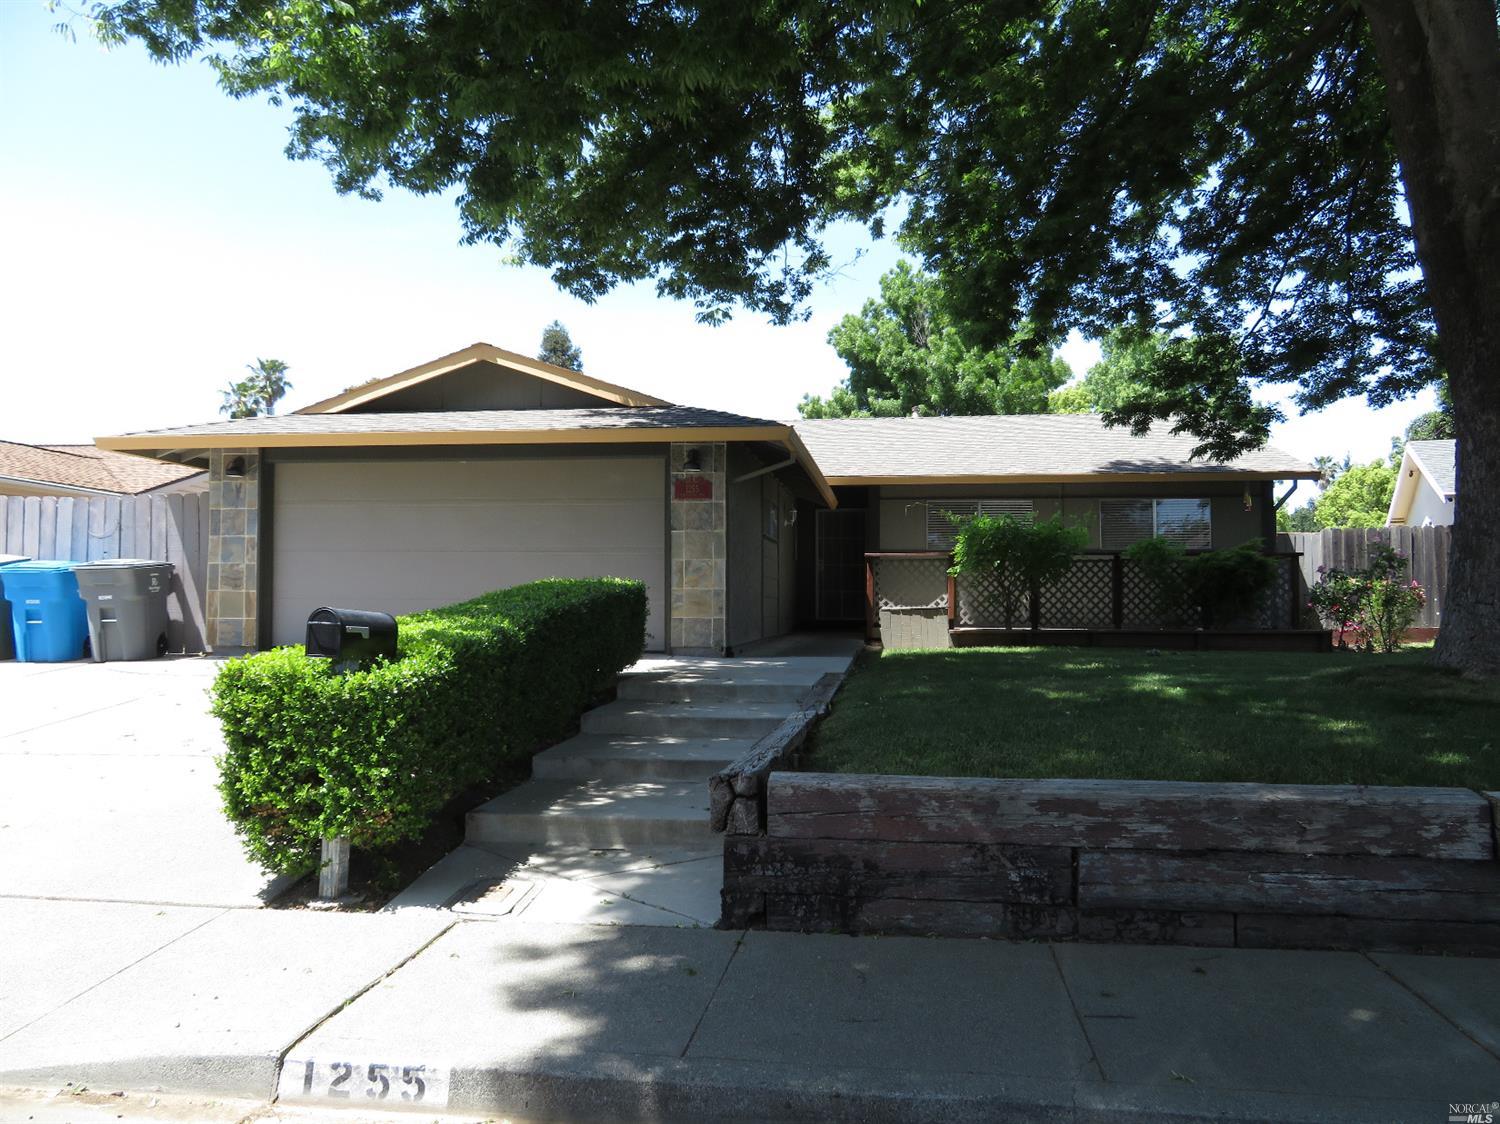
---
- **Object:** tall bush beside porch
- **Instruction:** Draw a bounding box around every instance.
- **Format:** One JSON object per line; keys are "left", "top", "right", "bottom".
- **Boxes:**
{"left": 211, "top": 578, "right": 648, "bottom": 875}
{"left": 948, "top": 513, "right": 1089, "bottom": 629}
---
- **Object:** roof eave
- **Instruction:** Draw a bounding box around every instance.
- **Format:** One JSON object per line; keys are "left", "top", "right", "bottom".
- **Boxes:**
{"left": 96, "top": 424, "right": 795, "bottom": 455}
{"left": 822, "top": 469, "right": 1323, "bottom": 486}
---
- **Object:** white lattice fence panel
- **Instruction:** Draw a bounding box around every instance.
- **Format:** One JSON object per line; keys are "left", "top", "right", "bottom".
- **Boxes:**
{"left": 873, "top": 557, "right": 949, "bottom": 610}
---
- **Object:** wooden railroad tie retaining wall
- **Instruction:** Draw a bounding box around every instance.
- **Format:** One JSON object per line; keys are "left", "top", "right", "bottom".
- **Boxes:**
{"left": 719, "top": 774, "right": 1500, "bottom": 955}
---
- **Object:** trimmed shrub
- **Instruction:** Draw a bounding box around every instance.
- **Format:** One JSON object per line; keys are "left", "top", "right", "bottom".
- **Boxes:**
{"left": 1125, "top": 538, "right": 1277, "bottom": 629}
{"left": 949, "top": 514, "right": 1090, "bottom": 629}
{"left": 211, "top": 578, "right": 647, "bottom": 874}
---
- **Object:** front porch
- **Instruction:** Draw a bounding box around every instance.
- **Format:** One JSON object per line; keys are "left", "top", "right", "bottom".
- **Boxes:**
{"left": 866, "top": 549, "right": 1327, "bottom": 652}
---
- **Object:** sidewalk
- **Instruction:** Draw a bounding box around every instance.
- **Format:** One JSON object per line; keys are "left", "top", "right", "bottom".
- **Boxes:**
{"left": 4, "top": 903, "right": 1497, "bottom": 1122}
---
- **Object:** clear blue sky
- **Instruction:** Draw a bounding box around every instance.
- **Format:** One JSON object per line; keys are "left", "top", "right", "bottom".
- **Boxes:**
{"left": 0, "top": 0, "right": 1433, "bottom": 475}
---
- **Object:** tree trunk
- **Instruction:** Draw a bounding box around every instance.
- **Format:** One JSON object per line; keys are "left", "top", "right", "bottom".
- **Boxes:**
{"left": 1361, "top": 0, "right": 1500, "bottom": 675}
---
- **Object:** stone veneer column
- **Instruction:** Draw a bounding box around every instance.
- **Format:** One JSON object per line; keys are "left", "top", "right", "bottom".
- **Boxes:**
{"left": 670, "top": 442, "right": 726, "bottom": 653}
{"left": 206, "top": 448, "right": 261, "bottom": 651}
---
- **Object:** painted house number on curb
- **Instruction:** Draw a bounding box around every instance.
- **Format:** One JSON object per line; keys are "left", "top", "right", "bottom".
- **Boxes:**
{"left": 277, "top": 1057, "right": 451, "bottom": 1108}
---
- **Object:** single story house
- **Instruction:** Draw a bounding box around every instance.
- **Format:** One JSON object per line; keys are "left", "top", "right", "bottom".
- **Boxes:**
{"left": 97, "top": 342, "right": 1318, "bottom": 653}
{"left": 0, "top": 440, "right": 205, "bottom": 499}
{"left": 1387, "top": 439, "right": 1457, "bottom": 527}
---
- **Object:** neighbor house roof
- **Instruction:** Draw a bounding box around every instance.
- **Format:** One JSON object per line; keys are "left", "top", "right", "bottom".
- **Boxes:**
{"left": 97, "top": 407, "right": 838, "bottom": 507}
{"left": 297, "top": 342, "right": 672, "bottom": 413}
{"left": 0, "top": 440, "right": 204, "bottom": 497}
{"left": 1405, "top": 439, "right": 1456, "bottom": 497}
{"left": 793, "top": 414, "right": 1319, "bottom": 484}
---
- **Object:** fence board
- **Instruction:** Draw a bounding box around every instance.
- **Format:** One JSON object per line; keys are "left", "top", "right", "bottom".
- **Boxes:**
{"left": 1286, "top": 526, "right": 1449, "bottom": 628}
{"left": 0, "top": 492, "right": 209, "bottom": 652}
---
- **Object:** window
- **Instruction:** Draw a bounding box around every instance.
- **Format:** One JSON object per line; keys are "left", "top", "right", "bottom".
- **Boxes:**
{"left": 1100, "top": 498, "right": 1211, "bottom": 549}
{"left": 925, "top": 499, "right": 1035, "bottom": 550}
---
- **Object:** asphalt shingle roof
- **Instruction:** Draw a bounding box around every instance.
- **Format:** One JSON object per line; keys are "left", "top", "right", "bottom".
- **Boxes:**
{"left": 0, "top": 441, "right": 202, "bottom": 494}
{"left": 1407, "top": 439, "right": 1457, "bottom": 496}
{"left": 792, "top": 414, "right": 1316, "bottom": 479}
{"left": 110, "top": 406, "right": 782, "bottom": 441}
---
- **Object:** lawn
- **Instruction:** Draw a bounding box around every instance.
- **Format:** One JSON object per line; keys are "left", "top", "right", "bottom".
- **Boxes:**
{"left": 805, "top": 646, "right": 1500, "bottom": 790}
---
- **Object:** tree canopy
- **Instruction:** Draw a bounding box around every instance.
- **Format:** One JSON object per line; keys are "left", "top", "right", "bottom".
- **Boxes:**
{"left": 1405, "top": 379, "right": 1455, "bottom": 441}
{"left": 799, "top": 263, "right": 1068, "bottom": 418}
{"left": 220, "top": 357, "right": 291, "bottom": 419}
{"left": 1047, "top": 330, "right": 1155, "bottom": 415}
{"left": 86, "top": 0, "right": 1500, "bottom": 672}
{"left": 537, "top": 321, "right": 583, "bottom": 371}
{"left": 1309, "top": 460, "right": 1397, "bottom": 529}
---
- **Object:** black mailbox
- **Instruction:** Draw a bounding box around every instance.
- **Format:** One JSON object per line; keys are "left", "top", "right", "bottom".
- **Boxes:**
{"left": 305, "top": 607, "right": 398, "bottom": 668}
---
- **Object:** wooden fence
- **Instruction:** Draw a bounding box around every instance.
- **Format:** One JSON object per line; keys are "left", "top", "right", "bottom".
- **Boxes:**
{"left": 1, "top": 493, "right": 210, "bottom": 653}
{"left": 1281, "top": 526, "right": 1449, "bottom": 629}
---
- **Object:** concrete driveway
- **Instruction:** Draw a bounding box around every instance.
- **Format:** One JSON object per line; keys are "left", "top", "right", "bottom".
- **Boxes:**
{"left": 0, "top": 657, "right": 287, "bottom": 907}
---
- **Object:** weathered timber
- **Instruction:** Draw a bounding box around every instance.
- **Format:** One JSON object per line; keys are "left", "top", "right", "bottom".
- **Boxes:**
{"left": 725, "top": 798, "right": 760, "bottom": 836}
{"left": 765, "top": 894, "right": 1078, "bottom": 940}
{"left": 717, "top": 887, "right": 765, "bottom": 930}
{"left": 1077, "top": 850, "right": 1500, "bottom": 921}
{"left": 1237, "top": 913, "right": 1500, "bottom": 956}
{"left": 724, "top": 836, "right": 1072, "bottom": 905}
{"left": 708, "top": 671, "right": 845, "bottom": 832}
{"left": 765, "top": 774, "right": 1495, "bottom": 860}
{"left": 1076, "top": 909, "right": 1236, "bottom": 948}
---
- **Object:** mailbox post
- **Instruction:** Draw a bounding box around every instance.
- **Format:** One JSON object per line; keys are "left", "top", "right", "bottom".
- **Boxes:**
{"left": 304, "top": 606, "right": 398, "bottom": 901}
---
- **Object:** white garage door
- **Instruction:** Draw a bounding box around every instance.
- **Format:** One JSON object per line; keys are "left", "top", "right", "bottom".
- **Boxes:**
{"left": 270, "top": 456, "right": 665, "bottom": 649}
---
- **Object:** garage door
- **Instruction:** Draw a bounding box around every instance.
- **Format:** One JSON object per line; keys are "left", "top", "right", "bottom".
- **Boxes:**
{"left": 270, "top": 456, "right": 665, "bottom": 649}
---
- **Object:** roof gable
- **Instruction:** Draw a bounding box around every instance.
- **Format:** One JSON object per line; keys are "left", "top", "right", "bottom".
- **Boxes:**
{"left": 297, "top": 342, "right": 671, "bottom": 414}
{"left": 1406, "top": 439, "right": 1457, "bottom": 497}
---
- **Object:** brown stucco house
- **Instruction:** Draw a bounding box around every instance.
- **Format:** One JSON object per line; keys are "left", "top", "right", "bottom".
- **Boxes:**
{"left": 96, "top": 342, "right": 1318, "bottom": 653}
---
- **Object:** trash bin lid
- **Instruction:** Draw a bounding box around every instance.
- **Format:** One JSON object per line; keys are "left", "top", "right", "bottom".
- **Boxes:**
{"left": 72, "top": 558, "right": 169, "bottom": 570}
{"left": 0, "top": 561, "right": 77, "bottom": 573}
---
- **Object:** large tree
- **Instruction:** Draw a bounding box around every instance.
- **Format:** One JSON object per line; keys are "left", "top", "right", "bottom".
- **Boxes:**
{"left": 801, "top": 263, "right": 1069, "bottom": 417}
{"left": 1048, "top": 330, "right": 1156, "bottom": 414}
{"left": 537, "top": 320, "right": 583, "bottom": 371}
{"left": 89, "top": 1, "right": 1500, "bottom": 672}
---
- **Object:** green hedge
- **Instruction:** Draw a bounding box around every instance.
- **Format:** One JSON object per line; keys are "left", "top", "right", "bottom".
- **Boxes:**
{"left": 211, "top": 578, "right": 648, "bottom": 874}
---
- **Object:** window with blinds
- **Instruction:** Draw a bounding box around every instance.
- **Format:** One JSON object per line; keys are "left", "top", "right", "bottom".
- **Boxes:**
{"left": 925, "top": 499, "right": 1036, "bottom": 549}
{"left": 1099, "top": 498, "right": 1211, "bottom": 549}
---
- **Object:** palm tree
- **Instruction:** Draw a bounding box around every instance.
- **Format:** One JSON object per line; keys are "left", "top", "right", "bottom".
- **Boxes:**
{"left": 221, "top": 358, "right": 293, "bottom": 418}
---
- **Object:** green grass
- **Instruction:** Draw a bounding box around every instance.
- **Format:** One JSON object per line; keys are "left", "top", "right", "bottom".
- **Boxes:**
{"left": 805, "top": 646, "right": 1500, "bottom": 790}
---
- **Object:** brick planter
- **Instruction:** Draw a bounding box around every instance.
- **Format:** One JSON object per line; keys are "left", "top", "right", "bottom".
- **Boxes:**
{"left": 719, "top": 774, "right": 1500, "bottom": 955}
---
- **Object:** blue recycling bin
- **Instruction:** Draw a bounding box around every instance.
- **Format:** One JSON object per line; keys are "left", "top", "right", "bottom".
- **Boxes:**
{"left": 0, "top": 554, "right": 29, "bottom": 660}
{"left": 1, "top": 562, "right": 89, "bottom": 662}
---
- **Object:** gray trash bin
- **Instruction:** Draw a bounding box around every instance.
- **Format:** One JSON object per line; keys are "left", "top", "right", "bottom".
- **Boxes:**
{"left": 0, "top": 554, "right": 31, "bottom": 660}
{"left": 72, "top": 559, "right": 174, "bottom": 662}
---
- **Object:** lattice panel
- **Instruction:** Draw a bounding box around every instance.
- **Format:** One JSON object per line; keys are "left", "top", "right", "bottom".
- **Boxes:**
{"left": 873, "top": 557, "right": 950, "bottom": 610}
{"left": 1120, "top": 559, "right": 1188, "bottom": 628}
{"left": 1038, "top": 557, "right": 1114, "bottom": 628}
{"left": 1251, "top": 556, "right": 1296, "bottom": 630}
{"left": 955, "top": 570, "right": 1027, "bottom": 627}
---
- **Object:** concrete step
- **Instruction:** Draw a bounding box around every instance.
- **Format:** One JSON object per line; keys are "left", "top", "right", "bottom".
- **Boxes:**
{"left": 466, "top": 779, "right": 715, "bottom": 849}
{"left": 617, "top": 669, "right": 818, "bottom": 704}
{"left": 532, "top": 734, "right": 752, "bottom": 781}
{"left": 580, "top": 699, "right": 794, "bottom": 739}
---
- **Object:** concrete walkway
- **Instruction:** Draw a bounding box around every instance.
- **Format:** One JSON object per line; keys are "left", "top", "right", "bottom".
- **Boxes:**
{"left": 385, "top": 651, "right": 856, "bottom": 926}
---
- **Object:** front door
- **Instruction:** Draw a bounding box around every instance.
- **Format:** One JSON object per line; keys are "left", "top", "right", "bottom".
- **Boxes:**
{"left": 814, "top": 508, "right": 866, "bottom": 622}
